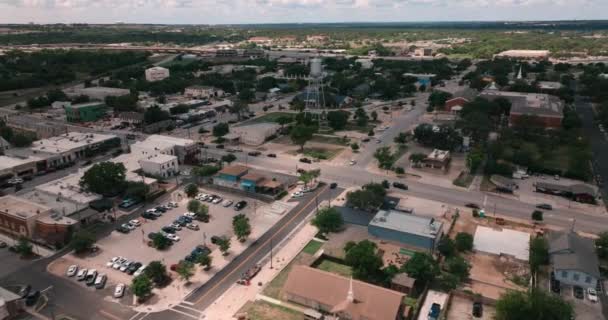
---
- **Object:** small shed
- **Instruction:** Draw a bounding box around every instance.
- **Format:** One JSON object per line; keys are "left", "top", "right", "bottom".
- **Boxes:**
{"left": 390, "top": 273, "right": 416, "bottom": 295}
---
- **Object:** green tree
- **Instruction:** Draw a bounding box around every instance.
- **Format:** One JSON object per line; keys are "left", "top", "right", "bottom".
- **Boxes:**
{"left": 350, "top": 143, "right": 360, "bottom": 152}
{"left": 290, "top": 124, "right": 315, "bottom": 152}
{"left": 185, "top": 183, "right": 198, "bottom": 198}
{"left": 221, "top": 154, "right": 237, "bottom": 165}
{"left": 344, "top": 240, "right": 383, "bottom": 282}
{"left": 152, "top": 233, "right": 172, "bottom": 250}
{"left": 402, "top": 252, "right": 439, "bottom": 283}
{"left": 79, "top": 162, "right": 127, "bottom": 196}
{"left": 346, "top": 183, "right": 386, "bottom": 210}
{"left": 437, "top": 237, "right": 456, "bottom": 258}
{"left": 495, "top": 289, "right": 573, "bottom": 320}
{"left": 145, "top": 261, "right": 169, "bottom": 286}
{"left": 233, "top": 214, "right": 251, "bottom": 242}
{"left": 187, "top": 200, "right": 201, "bottom": 214}
{"left": 196, "top": 253, "right": 213, "bottom": 271}
{"left": 370, "top": 110, "right": 378, "bottom": 121}
{"left": 194, "top": 203, "right": 209, "bottom": 222}
{"left": 596, "top": 231, "right": 608, "bottom": 259}
{"left": 312, "top": 207, "right": 344, "bottom": 234}
{"left": 11, "top": 133, "right": 34, "bottom": 147}
{"left": 276, "top": 115, "right": 293, "bottom": 129}
{"left": 230, "top": 100, "right": 249, "bottom": 121}
{"left": 409, "top": 153, "right": 427, "bottom": 166}
{"left": 394, "top": 132, "right": 408, "bottom": 145}
{"left": 454, "top": 232, "right": 474, "bottom": 252}
{"left": 124, "top": 181, "right": 150, "bottom": 201}
{"left": 131, "top": 275, "right": 153, "bottom": 300}
{"left": 69, "top": 230, "right": 95, "bottom": 254}
{"left": 373, "top": 146, "right": 396, "bottom": 170}
{"left": 176, "top": 261, "right": 195, "bottom": 283}
{"left": 529, "top": 236, "right": 549, "bottom": 274}
{"left": 192, "top": 165, "right": 220, "bottom": 182}
{"left": 217, "top": 237, "right": 231, "bottom": 256}
{"left": 15, "top": 237, "right": 33, "bottom": 257}
{"left": 326, "top": 110, "right": 350, "bottom": 130}
{"left": 446, "top": 255, "right": 471, "bottom": 281}
{"left": 143, "top": 105, "right": 170, "bottom": 124}
{"left": 354, "top": 107, "right": 368, "bottom": 127}
{"left": 532, "top": 210, "right": 544, "bottom": 222}
{"left": 212, "top": 123, "right": 229, "bottom": 139}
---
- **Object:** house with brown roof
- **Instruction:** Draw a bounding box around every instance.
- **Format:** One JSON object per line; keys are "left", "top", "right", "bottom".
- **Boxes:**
{"left": 213, "top": 165, "right": 284, "bottom": 195}
{"left": 283, "top": 265, "right": 406, "bottom": 320}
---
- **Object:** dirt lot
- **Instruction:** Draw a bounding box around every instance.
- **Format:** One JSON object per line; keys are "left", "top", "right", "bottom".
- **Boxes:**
{"left": 239, "top": 300, "right": 304, "bottom": 320}
{"left": 467, "top": 253, "right": 528, "bottom": 300}
{"left": 447, "top": 294, "right": 496, "bottom": 320}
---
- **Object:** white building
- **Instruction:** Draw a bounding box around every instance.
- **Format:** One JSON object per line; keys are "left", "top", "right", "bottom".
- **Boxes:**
{"left": 495, "top": 50, "right": 550, "bottom": 60}
{"left": 30, "top": 132, "right": 119, "bottom": 167}
{"left": 51, "top": 101, "right": 71, "bottom": 109}
{"left": 130, "top": 135, "right": 197, "bottom": 163}
{"left": 139, "top": 154, "right": 179, "bottom": 178}
{"left": 355, "top": 58, "right": 373, "bottom": 69}
{"left": 230, "top": 123, "right": 281, "bottom": 146}
{"left": 64, "top": 87, "right": 130, "bottom": 100}
{"left": 145, "top": 66, "right": 170, "bottom": 82}
{"left": 184, "top": 85, "right": 225, "bottom": 99}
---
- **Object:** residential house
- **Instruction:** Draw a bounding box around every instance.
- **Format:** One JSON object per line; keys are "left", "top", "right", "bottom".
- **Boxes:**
{"left": 549, "top": 231, "right": 600, "bottom": 289}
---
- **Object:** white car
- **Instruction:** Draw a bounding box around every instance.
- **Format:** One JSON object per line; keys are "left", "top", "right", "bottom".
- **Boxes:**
{"left": 184, "top": 212, "right": 196, "bottom": 218}
{"left": 122, "top": 223, "right": 135, "bottom": 231}
{"left": 134, "top": 265, "right": 147, "bottom": 277}
{"left": 145, "top": 208, "right": 157, "bottom": 214}
{"left": 222, "top": 200, "right": 234, "bottom": 207}
{"left": 66, "top": 265, "right": 78, "bottom": 277}
{"left": 291, "top": 191, "right": 304, "bottom": 198}
{"left": 167, "top": 201, "right": 178, "bottom": 208}
{"left": 196, "top": 193, "right": 209, "bottom": 201}
{"left": 212, "top": 197, "right": 223, "bottom": 204}
{"left": 106, "top": 256, "right": 121, "bottom": 267}
{"left": 170, "top": 222, "right": 182, "bottom": 230}
{"left": 76, "top": 268, "right": 88, "bottom": 281}
{"left": 587, "top": 288, "right": 598, "bottom": 302}
{"left": 186, "top": 223, "right": 199, "bottom": 231}
{"left": 349, "top": 160, "right": 356, "bottom": 165}
{"left": 129, "top": 219, "right": 141, "bottom": 227}
{"left": 119, "top": 261, "right": 132, "bottom": 272}
{"left": 165, "top": 233, "right": 180, "bottom": 242}
{"left": 113, "top": 258, "right": 126, "bottom": 269}
{"left": 114, "top": 284, "right": 125, "bottom": 298}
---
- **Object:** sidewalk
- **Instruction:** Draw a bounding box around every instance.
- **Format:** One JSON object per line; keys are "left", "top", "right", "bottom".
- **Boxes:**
{"left": 0, "top": 233, "right": 55, "bottom": 257}
{"left": 202, "top": 220, "right": 319, "bottom": 319}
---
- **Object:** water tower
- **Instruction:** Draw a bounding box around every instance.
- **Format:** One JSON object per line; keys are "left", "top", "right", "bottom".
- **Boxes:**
{"left": 305, "top": 57, "right": 329, "bottom": 131}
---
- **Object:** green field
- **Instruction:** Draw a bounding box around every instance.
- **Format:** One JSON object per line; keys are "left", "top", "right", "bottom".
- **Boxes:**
{"left": 302, "top": 240, "right": 323, "bottom": 255}
{"left": 316, "top": 259, "right": 353, "bottom": 277}
{"left": 240, "top": 301, "right": 304, "bottom": 320}
{"left": 239, "top": 112, "right": 295, "bottom": 126}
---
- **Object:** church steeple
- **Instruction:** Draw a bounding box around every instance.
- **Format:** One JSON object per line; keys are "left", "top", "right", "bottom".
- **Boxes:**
{"left": 517, "top": 65, "right": 523, "bottom": 80}
{"left": 347, "top": 277, "right": 355, "bottom": 303}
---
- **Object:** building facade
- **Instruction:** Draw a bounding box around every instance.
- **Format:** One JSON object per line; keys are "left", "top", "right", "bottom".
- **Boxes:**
{"left": 65, "top": 102, "right": 107, "bottom": 123}
{"left": 138, "top": 154, "right": 179, "bottom": 178}
{"left": 184, "top": 86, "right": 225, "bottom": 99}
{"left": 145, "top": 66, "right": 170, "bottom": 82}
{"left": 549, "top": 231, "right": 600, "bottom": 289}
{"left": 368, "top": 210, "right": 443, "bottom": 252}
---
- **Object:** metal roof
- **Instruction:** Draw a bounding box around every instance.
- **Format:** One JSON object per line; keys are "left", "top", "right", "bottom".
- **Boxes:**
{"left": 369, "top": 210, "right": 443, "bottom": 239}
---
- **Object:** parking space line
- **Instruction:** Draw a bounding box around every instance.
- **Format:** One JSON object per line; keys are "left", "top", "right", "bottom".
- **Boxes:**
{"left": 168, "top": 307, "right": 200, "bottom": 319}
{"left": 128, "top": 312, "right": 147, "bottom": 320}
{"left": 180, "top": 300, "right": 195, "bottom": 306}
{"left": 99, "top": 309, "right": 123, "bottom": 320}
{"left": 193, "top": 185, "right": 328, "bottom": 305}
{"left": 175, "top": 303, "right": 202, "bottom": 313}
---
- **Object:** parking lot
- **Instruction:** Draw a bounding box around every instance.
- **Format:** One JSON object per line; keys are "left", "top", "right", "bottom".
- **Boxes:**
{"left": 447, "top": 294, "right": 495, "bottom": 320}
{"left": 560, "top": 284, "right": 604, "bottom": 320}
{"left": 50, "top": 187, "right": 282, "bottom": 304}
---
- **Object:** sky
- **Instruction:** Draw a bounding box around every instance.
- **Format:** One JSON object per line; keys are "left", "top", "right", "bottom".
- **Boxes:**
{"left": 1, "top": 0, "right": 607, "bottom": 24}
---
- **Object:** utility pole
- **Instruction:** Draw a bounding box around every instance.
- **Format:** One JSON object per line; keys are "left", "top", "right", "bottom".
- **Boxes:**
{"left": 269, "top": 237, "right": 274, "bottom": 269}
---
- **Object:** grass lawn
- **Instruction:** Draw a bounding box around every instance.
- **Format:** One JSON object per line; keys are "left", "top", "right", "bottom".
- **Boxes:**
{"left": 316, "top": 259, "right": 353, "bottom": 277}
{"left": 453, "top": 171, "right": 475, "bottom": 188}
{"left": 399, "top": 248, "right": 417, "bottom": 257}
{"left": 287, "top": 147, "right": 344, "bottom": 160}
{"left": 302, "top": 240, "right": 323, "bottom": 255}
{"left": 239, "top": 301, "right": 304, "bottom": 320}
{"left": 343, "top": 122, "right": 376, "bottom": 133}
{"left": 239, "top": 112, "right": 295, "bottom": 126}
{"left": 543, "top": 146, "right": 571, "bottom": 173}
{"left": 310, "top": 134, "right": 351, "bottom": 146}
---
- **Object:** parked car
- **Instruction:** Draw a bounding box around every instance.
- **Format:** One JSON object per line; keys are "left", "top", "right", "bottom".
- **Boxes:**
{"left": 25, "top": 291, "right": 40, "bottom": 307}
{"left": 222, "top": 199, "right": 234, "bottom": 207}
{"left": 587, "top": 288, "right": 598, "bottom": 302}
{"left": 114, "top": 284, "right": 125, "bottom": 298}
{"left": 167, "top": 201, "right": 179, "bottom": 208}
{"left": 184, "top": 212, "right": 196, "bottom": 218}
{"left": 76, "top": 269, "right": 88, "bottom": 281}
{"left": 122, "top": 223, "right": 135, "bottom": 231}
{"left": 106, "top": 257, "right": 121, "bottom": 267}
{"left": 186, "top": 223, "right": 199, "bottom": 231}
{"left": 127, "top": 262, "right": 142, "bottom": 275}
{"left": 155, "top": 206, "right": 167, "bottom": 213}
{"left": 248, "top": 151, "right": 261, "bottom": 157}
{"left": 234, "top": 200, "right": 247, "bottom": 211}
{"left": 134, "top": 265, "right": 147, "bottom": 277}
{"left": 162, "top": 226, "right": 177, "bottom": 234}
{"left": 170, "top": 222, "right": 183, "bottom": 230}
{"left": 66, "top": 265, "right": 78, "bottom": 277}
{"left": 465, "top": 203, "right": 480, "bottom": 209}
{"left": 0, "top": 240, "right": 7, "bottom": 248}
{"left": 392, "top": 182, "right": 408, "bottom": 190}
{"left": 94, "top": 274, "right": 107, "bottom": 289}
{"left": 349, "top": 159, "right": 356, "bottom": 165}
{"left": 267, "top": 153, "right": 277, "bottom": 158}
{"left": 330, "top": 182, "right": 338, "bottom": 189}
{"left": 299, "top": 158, "right": 312, "bottom": 164}
{"left": 85, "top": 269, "right": 98, "bottom": 286}
{"left": 211, "top": 235, "right": 224, "bottom": 245}
{"left": 18, "top": 285, "right": 31, "bottom": 298}
{"left": 291, "top": 191, "right": 304, "bottom": 198}
{"left": 129, "top": 219, "right": 141, "bottom": 227}
{"left": 472, "top": 302, "right": 483, "bottom": 317}
{"left": 165, "top": 233, "right": 180, "bottom": 242}
{"left": 212, "top": 196, "right": 223, "bottom": 204}
{"left": 141, "top": 212, "right": 157, "bottom": 220}
{"left": 119, "top": 261, "right": 132, "bottom": 272}
{"left": 115, "top": 225, "right": 130, "bottom": 234}
{"left": 536, "top": 203, "right": 553, "bottom": 210}
{"left": 573, "top": 286, "right": 584, "bottom": 299}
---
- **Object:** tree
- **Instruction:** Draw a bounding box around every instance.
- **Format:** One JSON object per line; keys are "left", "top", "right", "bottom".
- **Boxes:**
{"left": 152, "top": 233, "right": 172, "bottom": 250}
{"left": 409, "top": 153, "right": 427, "bottom": 166}
{"left": 373, "top": 146, "right": 396, "bottom": 170}
{"left": 532, "top": 210, "right": 544, "bottom": 222}
{"left": 15, "top": 237, "right": 33, "bottom": 257}
{"left": 192, "top": 165, "right": 220, "bottom": 181}
{"left": 131, "top": 275, "right": 153, "bottom": 301}
{"left": 196, "top": 253, "right": 213, "bottom": 271}
{"left": 350, "top": 143, "right": 360, "bottom": 152}
{"left": 143, "top": 105, "right": 170, "bottom": 124}
{"left": 346, "top": 183, "right": 386, "bottom": 210}
{"left": 185, "top": 183, "right": 198, "bottom": 198}
{"left": 354, "top": 107, "right": 368, "bottom": 127}
{"left": 276, "top": 115, "right": 293, "bottom": 129}
{"left": 217, "top": 237, "right": 231, "bottom": 256}
{"left": 454, "top": 232, "right": 474, "bottom": 252}
{"left": 145, "top": 261, "right": 169, "bottom": 286}
{"left": 402, "top": 252, "right": 439, "bottom": 283}
{"left": 233, "top": 214, "right": 251, "bottom": 242}
{"left": 495, "top": 289, "right": 573, "bottom": 320}
{"left": 290, "top": 124, "right": 315, "bottom": 152}
{"left": 437, "top": 237, "right": 456, "bottom": 258}
{"left": 193, "top": 203, "right": 209, "bottom": 222}
{"left": 187, "top": 200, "right": 201, "bottom": 214}
{"left": 298, "top": 169, "right": 320, "bottom": 188}
{"left": 446, "top": 255, "right": 471, "bottom": 281}
{"left": 124, "top": 181, "right": 150, "bottom": 201}
{"left": 370, "top": 110, "right": 378, "bottom": 121}
{"left": 312, "top": 207, "right": 344, "bottom": 234}
{"left": 221, "top": 154, "right": 237, "bottom": 166}
{"left": 344, "top": 240, "right": 383, "bottom": 282}
{"left": 176, "top": 261, "right": 195, "bottom": 283}
{"left": 529, "top": 236, "right": 549, "bottom": 274}
{"left": 69, "top": 230, "right": 95, "bottom": 254}
{"left": 212, "top": 123, "right": 229, "bottom": 139}
{"left": 79, "top": 162, "right": 127, "bottom": 196}
{"left": 11, "top": 133, "right": 34, "bottom": 147}
{"left": 327, "top": 110, "right": 350, "bottom": 130}
{"left": 230, "top": 100, "right": 249, "bottom": 121}
{"left": 596, "top": 231, "right": 608, "bottom": 259}
{"left": 394, "top": 132, "right": 408, "bottom": 145}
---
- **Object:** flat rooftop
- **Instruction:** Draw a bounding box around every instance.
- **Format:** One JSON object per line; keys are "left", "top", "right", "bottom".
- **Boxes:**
{"left": 474, "top": 226, "right": 530, "bottom": 261}
{"left": 369, "top": 210, "right": 443, "bottom": 239}
{"left": 30, "top": 132, "right": 117, "bottom": 154}
{"left": 35, "top": 171, "right": 101, "bottom": 205}
{"left": 132, "top": 135, "right": 195, "bottom": 151}
{"left": 139, "top": 153, "right": 177, "bottom": 164}
{"left": 0, "top": 155, "right": 41, "bottom": 170}
{"left": 480, "top": 90, "right": 563, "bottom": 118}
{"left": 0, "top": 195, "right": 51, "bottom": 219}
{"left": 69, "top": 102, "right": 105, "bottom": 109}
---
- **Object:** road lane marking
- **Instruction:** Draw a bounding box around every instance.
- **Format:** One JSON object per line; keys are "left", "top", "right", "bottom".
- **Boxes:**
{"left": 168, "top": 307, "right": 200, "bottom": 319}
{"left": 99, "top": 309, "right": 122, "bottom": 320}
{"left": 193, "top": 185, "right": 328, "bottom": 305}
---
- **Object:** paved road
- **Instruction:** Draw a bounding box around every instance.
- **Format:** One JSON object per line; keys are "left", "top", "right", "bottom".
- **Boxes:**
{"left": 576, "top": 97, "right": 608, "bottom": 202}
